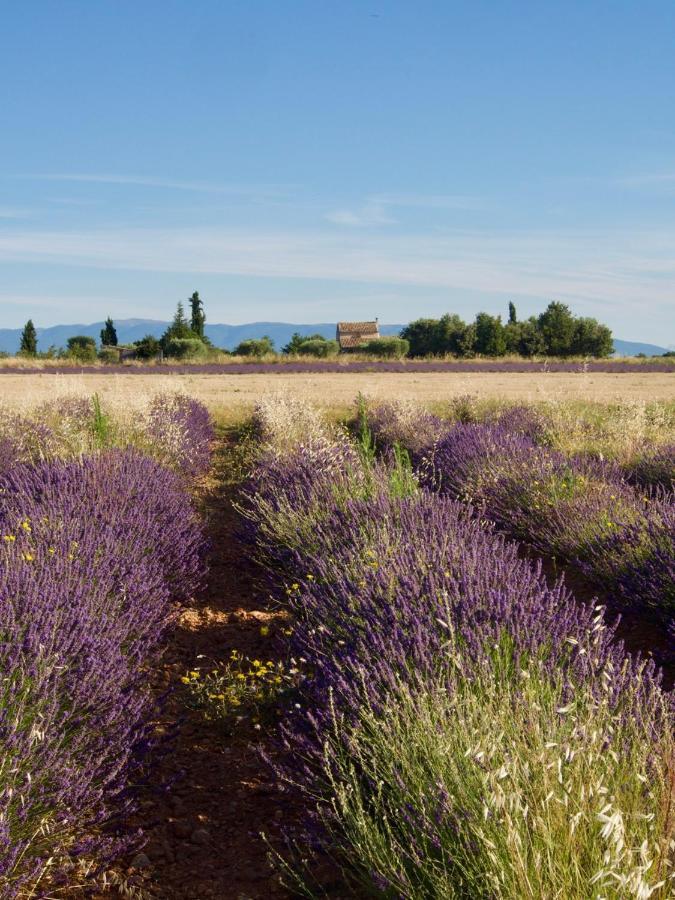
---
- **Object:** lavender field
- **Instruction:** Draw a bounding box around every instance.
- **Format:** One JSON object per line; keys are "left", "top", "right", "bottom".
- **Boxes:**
{"left": 0, "top": 390, "right": 673, "bottom": 898}
{"left": 1, "top": 357, "right": 674, "bottom": 375}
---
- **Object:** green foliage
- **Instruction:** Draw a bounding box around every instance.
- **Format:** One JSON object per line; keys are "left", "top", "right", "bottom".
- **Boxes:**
{"left": 283, "top": 333, "right": 338, "bottom": 356}
{"left": 297, "top": 338, "right": 340, "bottom": 357}
{"left": 161, "top": 301, "right": 198, "bottom": 349}
{"left": 163, "top": 337, "right": 208, "bottom": 360}
{"left": 282, "top": 332, "right": 324, "bottom": 354}
{"left": 181, "top": 649, "right": 294, "bottom": 734}
{"left": 355, "top": 394, "right": 376, "bottom": 467}
{"left": 309, "top": 654, "right": 673, "bottom": 900}
{"left": 97, "top": 347, "right": 120, "bottom": 364}
{"left": 19, "top": 319, "right": 38, "bottom": 356}
{"left": 90, "top": 393, "right": 112, "bottom": 448}
{"left": 361, "top": 337, "right": 409, "bottom": 358}
{"left": 571, "top": 317, "right": 614, "bottom": 357}
{"left": 133, "top": 334, "right": 161, "bottom": 359}
{"left": 99, "top": 316, "right": 118, "bottom": 347}
{"left": 537, "top": 301, "right": 577, "bottom": 356}
{"left": 474, "top": 313, "right": 507, "bottom": 356}
{"left": 403, "top": 302, "right": 612, "bottom": 358}
{"left": 188, "top": 291, "right": 205, "bottom": 339}
{"left": 234, "top": 336, "right": 275, "bottom": 357}
{"left": 66, "top": 335, "right": 97, "bottom": 362}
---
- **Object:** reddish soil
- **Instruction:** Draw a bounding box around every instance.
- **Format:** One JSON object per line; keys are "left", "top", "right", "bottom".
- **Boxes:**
{"left": 93, "top": 435, "right": 301, "bottom": 899}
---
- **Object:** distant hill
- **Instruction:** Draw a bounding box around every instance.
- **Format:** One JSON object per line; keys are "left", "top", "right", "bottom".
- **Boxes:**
{"left": 0, "top": 320, "right": 669, "bottom": 356}
{"left": 611, "top": 338, "right": 670, "bottom": 357}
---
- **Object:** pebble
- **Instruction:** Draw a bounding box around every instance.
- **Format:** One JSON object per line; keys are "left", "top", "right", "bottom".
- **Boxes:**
{"left": 130, "top": 852, "right": 152, "bottom": 870}
{"left": 191, "top": 827, "right": 211, "bottom": 845}
{"left": 173, "top": 820, "right": 192, "bottom": 839}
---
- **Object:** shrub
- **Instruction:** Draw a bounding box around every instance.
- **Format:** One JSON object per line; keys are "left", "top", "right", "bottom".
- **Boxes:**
{"left": 134, "top": 334, "right": 162, "bottom": 360}
{"left": 98, "top": 346, "right": 120, "bottom": 364}
{"left": 240, "top": 423, "right": 673, "bottom": 898}
{"left": 361, "top": 336, "right": 409, "bottom": 358}
{"left": 145, "top": 393, "right": 214, "bottom": 476}
{"left": 234, "top": 336, "right": 275, "bottom": 357}
{"left": 364, "top": 399, "right": 447, "bottom": 460}
{"left": 624, "top": 443, "right": 675, "bottom": 490}
{"left": 66, "top": 335, "right": 97, "bottom": 362}
{"left": 163, "top": 337, "right": 208, "bottom": 360}
{"left": 296, "top": 338, "right": 340, "bottom": 357}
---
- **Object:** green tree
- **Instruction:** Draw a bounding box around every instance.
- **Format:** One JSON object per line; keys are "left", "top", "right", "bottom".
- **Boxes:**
{"left": 400, "top": 318, "right": 443, "bottom": 356}
{"left": 67, "top": 335, "right": 97, "bottom": 362}
{"left": 401, "top": 315, "right": 470, "bottom": 357}
{"left": 437, "top": 314, "right": 472, "bottom": 356}
{"left": 296, "top": 339, "right": 340, "bottom": 357}
{"left": 474, "top": 313, "right": 507, "bottom": 356}
{"left": 571, "top": 318, "right": 613, "bottom": 357}
{"left": 134, "top": 334, "right": 161, "bottom": 359}
{"left": 19, "top": 319, "right": 37, "bottom": 356}
{"left": 161, "top": 302, "right": 196, "bottom": 349}
{"left": 508, "top": 301, "right": 517, "bottom": 325}
{"left": 517, "top": 317, "right": 546, "bottom": 357}
{"left": 100, "top": 316, "right": 118, "bottom": 346}
{"left": 282, "top": 332, "right": 328, "bottom": 354}
{"left": 538, "top": 302, "right": 577, "bottom": 356}
{"left": 362, "top": 337, "right": 409, "bottom": 358}
{"left": 188, "top": 291, "right": 205, "bottom": 339}
{"left": 234, "top": 336, "right": 275, "bottom": 357}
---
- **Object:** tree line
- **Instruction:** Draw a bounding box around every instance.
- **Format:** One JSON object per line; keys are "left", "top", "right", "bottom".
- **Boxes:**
{"left": 16, "top": 296, "right": 616, "bottom": 361}
{"left": 401, "top": 302, "right": 614, "bottom": 358}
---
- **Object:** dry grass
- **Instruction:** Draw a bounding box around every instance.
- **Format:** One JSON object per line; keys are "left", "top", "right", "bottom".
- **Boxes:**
{"left": 0, "top": 371, "right": 673, "bottom": 426}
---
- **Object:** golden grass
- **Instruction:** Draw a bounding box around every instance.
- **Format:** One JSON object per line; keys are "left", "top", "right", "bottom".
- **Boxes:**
{"left": 0, "top": 370, "right": 672, "bottom": 423}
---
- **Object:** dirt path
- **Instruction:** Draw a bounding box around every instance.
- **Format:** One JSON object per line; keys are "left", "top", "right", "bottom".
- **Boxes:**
{"left": 105, "top": 432, "right": 296, "bottom": 900}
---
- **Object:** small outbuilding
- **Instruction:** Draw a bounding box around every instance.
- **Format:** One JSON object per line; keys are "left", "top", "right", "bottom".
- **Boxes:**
{"left": 336, "top": 319, "right": 380, "bottom": 351}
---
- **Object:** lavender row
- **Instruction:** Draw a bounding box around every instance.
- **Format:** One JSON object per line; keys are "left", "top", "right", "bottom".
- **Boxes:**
{"left": 0, "top": 450, "right": 208, "bottom": 896}
{"left": 366, "top": 401, "right": 675, "bottom": 618}
{"left": 0, "top": 392, "right": 214, "bottom": 479}
{"left": 3, "top": 357, "right": 675, "bottom": 375}
{"left": 240, "top": 422, "right": 674, "bottom": 896}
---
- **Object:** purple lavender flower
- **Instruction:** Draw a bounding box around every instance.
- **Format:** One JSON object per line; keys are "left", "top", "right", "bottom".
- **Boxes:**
{"left": 0, "top": 449, "right": 207, "bottom": 894}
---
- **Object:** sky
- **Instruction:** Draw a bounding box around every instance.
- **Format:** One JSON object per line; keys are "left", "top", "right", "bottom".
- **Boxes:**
{"left": 1, "top": 1, "right": 675, "bottom": 343}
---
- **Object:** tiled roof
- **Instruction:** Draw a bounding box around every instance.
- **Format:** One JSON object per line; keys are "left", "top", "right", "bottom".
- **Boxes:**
{"left": 337, "top": 321, "right": 379, "bottom": 335}
{"left": 339, "top": 334, "right": 373, "bottom": 348}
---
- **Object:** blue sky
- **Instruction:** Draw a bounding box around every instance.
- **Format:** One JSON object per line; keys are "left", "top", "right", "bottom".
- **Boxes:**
{"left": 1, "top": 1, "right": 674, "bottom": 343}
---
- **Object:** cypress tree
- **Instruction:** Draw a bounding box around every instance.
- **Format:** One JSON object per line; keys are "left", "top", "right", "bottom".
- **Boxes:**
{"left": 19, "top": 319, "right": 37, "bottom": 356}
{"left": 189, "top": 291, "right": 205, "bottom": 339}
{"left": 100, "top": 316, "right": 118, "bottom": 346}
{"left": 508, "top": 301, "right": 517, "bottom": 324}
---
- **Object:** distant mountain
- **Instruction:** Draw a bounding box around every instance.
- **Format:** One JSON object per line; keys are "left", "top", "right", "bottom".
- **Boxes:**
{"left": 611, "top": 338, "right": 670, "bottom": 357}
{"left": 0, "top": 320, "right": 669, "bottom": 357}
{"left": 0, "top": 320, "right": 404, "bottom": 353}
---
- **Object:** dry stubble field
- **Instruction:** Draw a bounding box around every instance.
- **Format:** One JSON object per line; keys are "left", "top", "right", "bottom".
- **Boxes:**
{"left": 1, "top": 370, "right": 673, "bottom": 417}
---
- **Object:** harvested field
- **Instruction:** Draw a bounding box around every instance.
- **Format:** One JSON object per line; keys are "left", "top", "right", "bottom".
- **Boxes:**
{"left": 0, "top": 370, "right": 673, "bottom": 417}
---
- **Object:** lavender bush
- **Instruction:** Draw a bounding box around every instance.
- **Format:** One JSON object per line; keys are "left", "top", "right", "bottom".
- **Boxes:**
{"left": 239, "top": 418, "right": 674, "bottom": 897}
{"left": 624, "top": 443, "right": 675, "bottom": 491}
{"left": 0, "top": 449, "right": 207, "bottom": 895}
{"left": 145, "top": 393, "right": 214, "bottom": 476}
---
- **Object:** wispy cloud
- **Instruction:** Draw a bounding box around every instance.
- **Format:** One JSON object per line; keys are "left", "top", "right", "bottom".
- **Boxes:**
{"left": 0, "top": 207, "right": 34, "bottom": 219}
{"left": 325, "top": 192, "right": 488, "bottom": 227}
{"left": 16, "top": 173, "right": 293, "bottom": 201}
{"left": 0, "top": 225, "right": 673, "bottom": 316}
{"left": 325, "top": 200, "right": 397, "bottom": 227}
{"left": 618, "top": 172, "right": 675, "bottom": 188}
